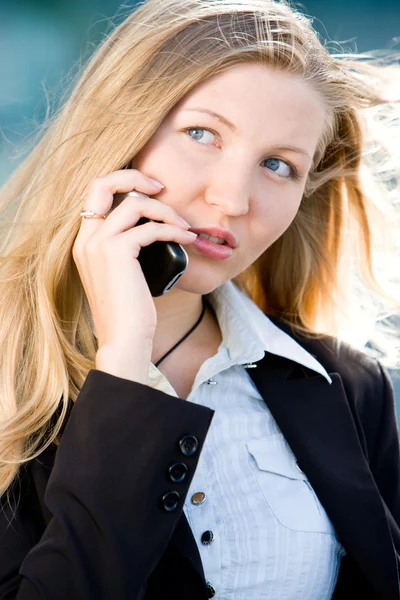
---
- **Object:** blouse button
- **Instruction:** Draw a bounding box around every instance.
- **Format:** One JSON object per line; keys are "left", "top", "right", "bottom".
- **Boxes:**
{"left": 191, "top": 491, "right": 207, "bottom": 505}
{"left": 201, "top": 530, "right": 215, "bottom": 545}
{"left": 206, "top": 580, "right": 216, "bottom": 597}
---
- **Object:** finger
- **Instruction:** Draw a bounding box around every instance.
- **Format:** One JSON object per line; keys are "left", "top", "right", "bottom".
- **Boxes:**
{"left": 93, "top": 195, "right": 191, "bottom": 240}
{"left": 79, "top": 170, "right": 164, "bottom": 232}
{"left": 101, "top": 221, "right": 198, "bottom": 259}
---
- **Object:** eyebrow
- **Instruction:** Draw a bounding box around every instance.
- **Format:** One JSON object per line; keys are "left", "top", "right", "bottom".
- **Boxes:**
{"left": 181, "top": 107, "right": 312, "bottom": 159}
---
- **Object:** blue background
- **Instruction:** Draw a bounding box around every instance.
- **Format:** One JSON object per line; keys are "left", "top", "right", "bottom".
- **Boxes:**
{"left": 0, "top": 0, "right": 399, "bottom": 417}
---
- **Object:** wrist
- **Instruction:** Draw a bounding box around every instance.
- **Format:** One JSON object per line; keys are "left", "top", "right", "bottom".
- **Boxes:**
{"left": 95, "top": 339, "right": 153, "bottom": 384}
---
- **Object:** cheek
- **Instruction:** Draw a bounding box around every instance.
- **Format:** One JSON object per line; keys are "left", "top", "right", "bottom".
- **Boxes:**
{"left": 135, "top": 141, "right": 199, "bottom": 192}
{"left": 253, "top": 194, "right": 302, "bottom": 249}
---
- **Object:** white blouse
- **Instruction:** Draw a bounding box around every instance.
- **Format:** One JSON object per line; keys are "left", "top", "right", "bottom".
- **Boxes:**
{"left": 147, "top": 281, "right": 346, "bottom": 599}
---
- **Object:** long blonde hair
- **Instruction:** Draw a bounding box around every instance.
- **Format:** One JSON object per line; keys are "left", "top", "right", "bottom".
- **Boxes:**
{"left": 0, "top": 0, "right": 399, "bottom": 495}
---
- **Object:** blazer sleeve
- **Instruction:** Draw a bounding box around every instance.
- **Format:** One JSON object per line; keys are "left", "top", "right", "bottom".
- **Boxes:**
{"left": 369, "top": 361, "right": 400, "bottom": 533}
{"left": 0, "top": 369, "right": 215, "bottom": 599}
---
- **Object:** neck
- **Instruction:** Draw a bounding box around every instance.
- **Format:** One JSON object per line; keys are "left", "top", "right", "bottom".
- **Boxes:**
{"left": 151, "top": 288, "right": 220, "bottom": 365}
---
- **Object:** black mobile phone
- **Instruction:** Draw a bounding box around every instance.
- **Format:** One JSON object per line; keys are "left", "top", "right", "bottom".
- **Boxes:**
{"left": 111, "top": 191, "right": 188, "bottom": 297}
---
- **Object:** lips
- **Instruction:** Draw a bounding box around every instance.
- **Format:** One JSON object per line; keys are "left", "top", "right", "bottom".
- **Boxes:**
{"left": 188, "top": 226, "right": 237, "bottom": 249}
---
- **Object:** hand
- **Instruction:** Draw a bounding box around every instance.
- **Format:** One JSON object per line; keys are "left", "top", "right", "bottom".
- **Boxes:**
{"left": 72, "top": 168, "right": 197, "bottom": 354}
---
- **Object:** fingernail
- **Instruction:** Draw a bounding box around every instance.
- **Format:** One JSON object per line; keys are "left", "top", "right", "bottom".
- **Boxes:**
{"left": 148, "top": 177, "right": 164, "bottom": 188}
{"left": 179, "top": 217, "right": 191, "bottom": 227}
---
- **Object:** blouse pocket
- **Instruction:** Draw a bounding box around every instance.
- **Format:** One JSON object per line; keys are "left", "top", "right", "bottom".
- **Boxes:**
{"left": 246, "top": 439, "right": 336, "bottom": 534}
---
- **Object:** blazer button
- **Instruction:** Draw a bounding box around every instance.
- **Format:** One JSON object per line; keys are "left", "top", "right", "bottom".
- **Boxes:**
{"left": 206, "top": 580, "right": 216, "bottom": 597}
{"left": 169, "top": 462, "right": 188, "bottom": 483}
{"left": 161, "top": 491, "right": 180, "bottom": 511}
{"left": 201, "top": 530, "right": 215, "bottom": 545}
{"left": 179, "top": 434, "right": 199, "bottom": 456}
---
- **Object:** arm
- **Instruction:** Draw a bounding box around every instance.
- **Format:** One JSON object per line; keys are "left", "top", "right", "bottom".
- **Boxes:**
{"left": 369, "top": 361, "right": 400, "bottom": 537}
{"left": 0, "top": 464, "right": 47, "bottom": 598}
{"left": 0, "top": 369, "right": 214, "bottom": 599}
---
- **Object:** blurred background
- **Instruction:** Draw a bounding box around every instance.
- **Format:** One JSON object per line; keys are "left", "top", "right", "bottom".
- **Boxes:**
{"left": 0, "top": 0, "right": 399, "bottom": 417}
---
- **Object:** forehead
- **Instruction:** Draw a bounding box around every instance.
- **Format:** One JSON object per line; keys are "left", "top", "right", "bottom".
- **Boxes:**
{"left": 172, "top": 63, "right": 326, "bottom": 155}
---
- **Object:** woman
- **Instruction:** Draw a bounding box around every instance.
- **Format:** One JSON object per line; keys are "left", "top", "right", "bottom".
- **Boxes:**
{"left": 0, "top": 0, "right": 399, "bottom": 598}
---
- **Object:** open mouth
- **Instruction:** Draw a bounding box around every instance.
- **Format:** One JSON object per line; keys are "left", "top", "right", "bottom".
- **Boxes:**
{"left": 193, "top": 235, "right": 234, "bottom": 260}
{"left": 197, "top": 233, "right": 227, "bottom": 245}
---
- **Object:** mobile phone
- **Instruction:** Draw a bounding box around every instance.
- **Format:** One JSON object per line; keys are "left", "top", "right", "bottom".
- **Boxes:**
{"left": 111, "top": 191, "right": 189, "bottom": 297}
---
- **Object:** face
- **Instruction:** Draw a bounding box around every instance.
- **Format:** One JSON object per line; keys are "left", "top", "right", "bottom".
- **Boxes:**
{"left": 131, "top": 63, "right": 326, "bottom": 295}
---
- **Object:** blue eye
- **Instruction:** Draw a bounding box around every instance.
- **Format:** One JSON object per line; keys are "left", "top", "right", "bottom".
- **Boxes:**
{"left": 186, "top": 127, "right": 214, "bottom": 144}
{"left": 184, "top": 127, "right": 300, "bottom": 181}
{"left": 262, "top": 158, "right": 292, "bottom": 178}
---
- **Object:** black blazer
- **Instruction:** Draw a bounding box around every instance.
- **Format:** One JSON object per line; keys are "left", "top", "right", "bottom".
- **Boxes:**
{"left": 1, "top": 318, "right": 399, "bottom": 599}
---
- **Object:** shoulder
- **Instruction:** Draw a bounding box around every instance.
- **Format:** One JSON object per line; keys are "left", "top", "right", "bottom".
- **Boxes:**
{"left": 268, "top": 316, "right": 396, "bottom": 446}
{"left": 268, "top": 315, "right": 385, "bottom": 390}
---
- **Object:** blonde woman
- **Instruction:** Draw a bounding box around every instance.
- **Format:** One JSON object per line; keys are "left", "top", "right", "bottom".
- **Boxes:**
{"left": 0, "top": 0, "right": 399, "bottom": 598}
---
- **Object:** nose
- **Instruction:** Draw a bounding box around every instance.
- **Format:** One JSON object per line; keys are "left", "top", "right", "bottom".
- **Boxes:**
{"left": 204, "top": 180, "right": 250, "bottom": 217}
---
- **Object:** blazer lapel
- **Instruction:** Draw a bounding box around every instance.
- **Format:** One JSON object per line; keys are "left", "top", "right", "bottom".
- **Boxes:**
{"left": 247, "top": 351, "right": 399, "bottom": 599}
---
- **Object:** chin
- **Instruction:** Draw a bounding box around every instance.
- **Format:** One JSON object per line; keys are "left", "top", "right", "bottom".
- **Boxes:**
{"left": 174, "top": 263, "right": 232, "bottom": 296}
